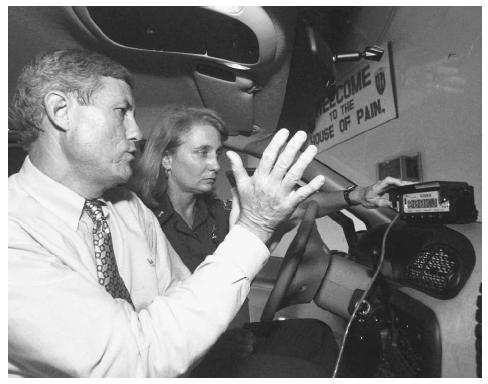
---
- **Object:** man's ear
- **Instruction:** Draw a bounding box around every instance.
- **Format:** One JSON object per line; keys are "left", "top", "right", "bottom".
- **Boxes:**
{"left": 43, "top": 91, "right": 71, "bottom": 131}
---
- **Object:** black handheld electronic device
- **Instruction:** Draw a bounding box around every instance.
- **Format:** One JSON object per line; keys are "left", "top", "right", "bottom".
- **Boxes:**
{"left": 388, "top": 181, "right": 477, "bottom": 224}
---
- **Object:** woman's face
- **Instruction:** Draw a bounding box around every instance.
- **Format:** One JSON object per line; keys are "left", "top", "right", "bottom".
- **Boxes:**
{"left": 164, "top": 123, "right": 223, "bottom": 195}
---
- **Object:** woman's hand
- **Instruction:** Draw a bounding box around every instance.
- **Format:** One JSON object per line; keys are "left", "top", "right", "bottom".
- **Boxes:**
{"left": 351, "top": 176, "right": 409, "bottom": 208}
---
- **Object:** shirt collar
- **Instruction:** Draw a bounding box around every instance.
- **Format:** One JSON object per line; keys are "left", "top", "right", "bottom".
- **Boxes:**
{"left": 155, "top": 192, "right": 210, "bottom": 229}
{"left": 17, "top": 156, "right": 88, "bottom": 231}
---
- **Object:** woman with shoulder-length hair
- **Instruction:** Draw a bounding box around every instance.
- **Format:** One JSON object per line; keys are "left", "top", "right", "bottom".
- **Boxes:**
{"left": 130, "top": 104, "right": 239, "bottom": 273}
{"left": 131, "top": 104, "right": 228, "bottom": 209}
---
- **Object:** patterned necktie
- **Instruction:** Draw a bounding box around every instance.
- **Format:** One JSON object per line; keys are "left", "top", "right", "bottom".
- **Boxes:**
{"left": 84, "top": 199, "right": 134, "bottom": 308}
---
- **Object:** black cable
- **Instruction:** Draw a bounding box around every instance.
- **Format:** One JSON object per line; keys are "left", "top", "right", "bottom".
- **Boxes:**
{"left": 332, "top": 213, "right": 401, "bottom": 377}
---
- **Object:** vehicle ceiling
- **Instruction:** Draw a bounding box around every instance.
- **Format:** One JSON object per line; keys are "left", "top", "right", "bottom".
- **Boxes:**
{"left": 8, "top": 6, "right": 292, "bottom": 146}
{"left": 8, "top": 6, "right": 379, "bottom": 149}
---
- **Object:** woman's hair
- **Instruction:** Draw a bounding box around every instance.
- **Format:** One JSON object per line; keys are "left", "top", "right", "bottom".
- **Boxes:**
{"left": 130, "top": 105, "right": 228, "bottom": 208}
{"left": 10, "top": 49, "right": 133, "bottom": 149}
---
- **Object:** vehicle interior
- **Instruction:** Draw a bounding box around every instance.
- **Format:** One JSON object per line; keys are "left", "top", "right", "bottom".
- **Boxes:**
{"left": 8, "top": 6, "right": 482, "bottom": 378}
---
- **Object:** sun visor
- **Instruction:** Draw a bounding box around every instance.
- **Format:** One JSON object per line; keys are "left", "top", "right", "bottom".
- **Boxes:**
{"left": 72, "top": 6, "right": 277, "bottom": 69}
{"left": 193, "top": 63, "right": 255, "bottom": 136}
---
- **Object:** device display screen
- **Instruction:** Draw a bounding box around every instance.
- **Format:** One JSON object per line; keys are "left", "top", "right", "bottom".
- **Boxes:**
{"left": 402, "top": 191, "right": 450, "bottom": 213}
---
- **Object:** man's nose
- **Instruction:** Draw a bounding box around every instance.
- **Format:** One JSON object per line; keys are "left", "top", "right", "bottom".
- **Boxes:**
{"left": 127, "top": 116, "right": 142, "bottom": 141}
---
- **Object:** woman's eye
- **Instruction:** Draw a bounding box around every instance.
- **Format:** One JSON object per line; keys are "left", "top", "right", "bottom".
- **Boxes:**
{"left": 198, "top": 150, "right": 209, "bottom": 157}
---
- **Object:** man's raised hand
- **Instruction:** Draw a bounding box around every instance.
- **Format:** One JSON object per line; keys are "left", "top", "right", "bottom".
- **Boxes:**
{"left": 226, "top": 129, "right": 325, "bottom": 244}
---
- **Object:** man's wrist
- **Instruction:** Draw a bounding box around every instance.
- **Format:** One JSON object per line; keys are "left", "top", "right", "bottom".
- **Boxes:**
{"left": 216, "top": 224, "right": 270, "bottom": 279}
{"left": 236, "top": 217, "right": 274, "bottom": 245}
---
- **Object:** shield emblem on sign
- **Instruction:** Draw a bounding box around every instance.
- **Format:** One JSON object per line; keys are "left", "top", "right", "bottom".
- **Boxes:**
{"left": 375, "top": 67, "right": 386, "bottom": 95}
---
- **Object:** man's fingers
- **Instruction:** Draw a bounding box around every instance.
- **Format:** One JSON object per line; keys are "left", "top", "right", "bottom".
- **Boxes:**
{"left": 292, "top": 175, "right": 325, "bottom": 204}
{"left": 281, "top": 144, "right": 318, "bottom": 189}
{"left": 228, "top": 187, "right": 241, "bottom": 228}
{"left": 255, "top": 128, "right": 289, "bottom": 176}
{"left": 226, "top": 151, "right": 249, "bottom": 188}
{"left": 230, "top": 129, "right": 322, "bottom": 243}
{"left": 271, "top": 131, "right": 309, "bottom": 179}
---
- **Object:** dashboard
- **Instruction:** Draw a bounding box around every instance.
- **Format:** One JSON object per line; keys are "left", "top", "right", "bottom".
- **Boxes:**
{"left": 355, "top": 223, "right": 475, "bottom": 299}
{"left": 336, "top": 222, "right": 477, "bottom": 377}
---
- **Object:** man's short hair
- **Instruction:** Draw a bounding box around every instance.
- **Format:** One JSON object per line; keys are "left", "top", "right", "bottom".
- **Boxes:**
{"left": 10, "top": 49, "right": 134, "bottom": 148}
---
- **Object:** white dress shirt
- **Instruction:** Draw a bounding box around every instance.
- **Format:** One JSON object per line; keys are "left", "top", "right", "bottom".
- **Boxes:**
{"left": 8, "top": 157, "right": 269, "bottom": 377}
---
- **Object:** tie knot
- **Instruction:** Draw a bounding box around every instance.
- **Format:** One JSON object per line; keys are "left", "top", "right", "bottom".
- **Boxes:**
{"left": 84, "top": 199, "right": 105, "bottom": 223}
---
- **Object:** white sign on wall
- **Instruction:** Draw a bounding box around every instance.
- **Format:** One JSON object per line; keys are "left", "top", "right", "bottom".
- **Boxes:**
{"left": 308, "top": 43, "right": 397, "bottom": 152}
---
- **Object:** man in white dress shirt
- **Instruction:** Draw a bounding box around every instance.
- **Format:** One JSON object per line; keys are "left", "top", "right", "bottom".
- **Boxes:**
{"left": 8, "top": 49, "right": 325, "bottom": 377}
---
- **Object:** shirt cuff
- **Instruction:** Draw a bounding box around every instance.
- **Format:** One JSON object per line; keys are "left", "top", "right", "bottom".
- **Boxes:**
{"left": 213, "top": 224, "right": 269, "bottom": 281}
